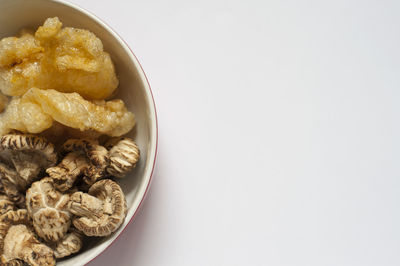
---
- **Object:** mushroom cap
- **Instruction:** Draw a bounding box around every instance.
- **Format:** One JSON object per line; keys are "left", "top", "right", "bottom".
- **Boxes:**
{"left": 0, "top": 134, "right": 57, "bottom": 181}
{"left": 0, "top": 208, "right": 31, "bottom": 265}
{"left": 0, "top": 209, "right": 30, "bottom": 252}
{"left": 70, "top": 179, "right": 127, "bottom": 236}
{"left": 0, "top": 134, "right": 57, "bottom": 204}
{"left": 0, "top": 134, "right": 57, "bottom": 163}
{"left": 62, "top": 139, "right": 108, "bottom": 168}
{"left": 105, "top": 137, "right": 140, "bottom": 178}
{"left": 1, "top": 224, "right": 55, "bottom": 266}
{"left": 53, "top": 228, "right": 83, "bottom": 259}
{"left": 26, "top": 178, "right": 72, "bottom": 243}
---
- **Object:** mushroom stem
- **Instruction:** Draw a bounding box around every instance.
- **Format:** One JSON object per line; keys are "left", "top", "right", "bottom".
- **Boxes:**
{"left": 70, "top": 179, "right": 127, "bottom": 236}
{"left": 62, "top": 139, "right": 109, "bottom": 186}
{"left": 62, "top": 139, "right": 108, "bottom": 168}
{"left": 69, "top": 191, "right": 103, "bottom": 218}
{"left": 46, "top": 152, "right": 89, "bottom": 192}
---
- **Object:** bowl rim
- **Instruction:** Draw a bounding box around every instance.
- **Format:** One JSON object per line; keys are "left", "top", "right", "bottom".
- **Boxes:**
{"left": 38, "top": 0, "right": 158, "bottom": 264}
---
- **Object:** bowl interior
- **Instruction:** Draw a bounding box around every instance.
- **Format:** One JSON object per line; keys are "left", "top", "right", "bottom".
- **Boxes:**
{"left": 0, "top": 0, "right": 157, "bottom": 265}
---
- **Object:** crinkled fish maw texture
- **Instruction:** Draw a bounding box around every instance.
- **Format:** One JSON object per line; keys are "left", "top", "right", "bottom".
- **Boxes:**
{"left": 0, "top": 17, "right": 118, "bottom": 100}
{"left": 0, "top": 88, "right": 135, "bottom": 136}
{"left": 0, "top": 97, "right": 52, "bottom": 135}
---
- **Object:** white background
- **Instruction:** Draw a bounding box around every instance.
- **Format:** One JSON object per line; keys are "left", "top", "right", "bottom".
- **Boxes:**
{"left": 66, "top": 0, "right": 400, "bottom": 265}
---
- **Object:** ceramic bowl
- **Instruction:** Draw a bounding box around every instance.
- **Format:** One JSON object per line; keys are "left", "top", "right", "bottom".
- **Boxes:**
{"left": 0, "top": 0, "right": 157, "bottom": 264}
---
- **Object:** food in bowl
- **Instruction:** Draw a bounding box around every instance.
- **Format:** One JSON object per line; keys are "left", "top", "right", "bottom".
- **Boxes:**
{"left": 0, "top": 17, "right": 118, "bottom": 100}
{"left": 0, "top": 17, "right": 141, "bottom": 265}
{"left": 0, "top": 87, "right": 135, "bottom": 136}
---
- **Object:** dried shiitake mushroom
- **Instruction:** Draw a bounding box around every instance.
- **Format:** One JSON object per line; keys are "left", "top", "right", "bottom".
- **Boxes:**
{"left": 0, "top": 209, "right": 30, "bottom": 250}
{"left": 0, "top": 194, "right": 15, "bottom": 215}
{"left": 0, "top": 171, "right": 25, "bottom": 208}
{"left": 46, "top": 152, "right": 90, "bottom": 192}
{"left": 62, "top": 139, "right": 109, "bottom": 187}
{"left": 0, "top": 209, "right": 55, "bottom": 266}
{"left": 26, "top": 178, "right": 72, "bottom": 243}
{"left": 1, "top": 225, "right": 55, "bottom": 266}
{"left": 0, "top": 134, "right": 57, "bottom": 181}
{"left": 68, "top": 179, "right": 127, "bottom": 236}
{"left": 0, "top": 134, "right": 57, "bottom": 207}
{"left": 52, "top": 229, "right": 83, "bottom": 259}
{"left": 105, "top": 137, "right": 140, "bottom": 178}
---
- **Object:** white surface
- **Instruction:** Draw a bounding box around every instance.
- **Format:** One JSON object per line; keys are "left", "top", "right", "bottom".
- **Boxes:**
{"left": 65, "top": 0, "right": 400, "bottom": 265}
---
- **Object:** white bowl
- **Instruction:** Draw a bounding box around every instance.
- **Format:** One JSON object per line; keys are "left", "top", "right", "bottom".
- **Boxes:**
{"left": 0, "top": 0, "right": 158, "bottom": 265}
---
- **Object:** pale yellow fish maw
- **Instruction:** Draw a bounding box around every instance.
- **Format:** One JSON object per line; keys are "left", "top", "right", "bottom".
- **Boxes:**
{"left": 0, "top": 93, "right": 9, "bottom": 112}
{"left": 0, "top": 17, "right": 118, "bottom": 100}
{"left": 0, "top": 34, "right": 43, "bottom": 66}
{"left": 0, "top": 97, "right": 53, "bottom": 135}
{"left": 0, "top": 88, "right": 134, "bottom": 136}
{"left": 22, "top": 88, "right": 135, "bottom": 136}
